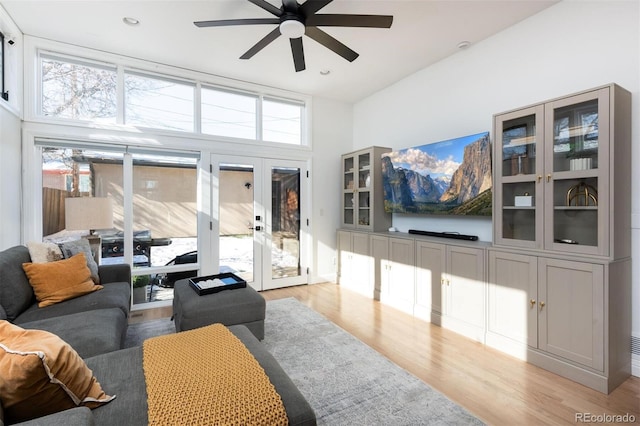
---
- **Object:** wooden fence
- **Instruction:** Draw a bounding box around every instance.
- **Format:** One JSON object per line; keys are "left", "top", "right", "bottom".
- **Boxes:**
{"left": 42, "top": 187, "right": 69, "bottom": 237}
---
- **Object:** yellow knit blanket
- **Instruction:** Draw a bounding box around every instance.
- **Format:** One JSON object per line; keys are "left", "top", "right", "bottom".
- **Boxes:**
{"left": 142, "top": 323, "right": 288, "bottom": 426}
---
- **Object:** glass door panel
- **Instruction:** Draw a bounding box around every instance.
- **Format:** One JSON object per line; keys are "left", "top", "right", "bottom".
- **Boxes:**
{"left": 218, "top": 162, "right": 259, "bottom": 286}
{"left": 130, "top": 152, "right": 198, "bottom": 305}
{"left": 357, "top": 152, "right": 371, "bottom": 227}
{"left": 270, "top": 167, "right": 301, "bottom": 280}
{"left": 545, "top": 89, "right": 607, "bottom": 255}
{"left": 263, "top": 159, "right": 308, "bottom": 290}
{"left": 501, "top": 114, "right": 537, "bottom": 177}
{"left": 552, "top": 99, "right": 599, "bottom": 173}
{"left": 494, "top": 105, "right": 543, "bottom": 248}
{"left": 343, "top": 155, "right": 355, "bottom": 227}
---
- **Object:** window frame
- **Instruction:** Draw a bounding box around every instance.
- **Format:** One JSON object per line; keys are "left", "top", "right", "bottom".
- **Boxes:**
{"left": 201, "top": 84, "right": 259, "bottom": 140}
{"left": 39, "top": 52, "right": 118, "bottom": 123}
{"left": 31, "top": 42, "right": 310, "bottom": 147}
{"left": 124, "top": 69, "right": 197, "bottom": 133}
{"left": 0, "top": 31, "right": 7, "bottom": 101}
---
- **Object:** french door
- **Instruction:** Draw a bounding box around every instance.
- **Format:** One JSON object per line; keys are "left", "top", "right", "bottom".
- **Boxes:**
{"left": 211, "top": 155, "right": 308, "bottom": 291}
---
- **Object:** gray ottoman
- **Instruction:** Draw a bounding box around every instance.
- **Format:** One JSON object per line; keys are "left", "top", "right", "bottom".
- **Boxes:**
{"left": 172, "top": 279, "right": 266, "bottom": 340}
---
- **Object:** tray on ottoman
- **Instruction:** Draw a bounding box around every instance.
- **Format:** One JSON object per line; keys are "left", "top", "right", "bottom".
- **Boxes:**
{"left": 189, "top": 273, "right": 246, "bottom": 296}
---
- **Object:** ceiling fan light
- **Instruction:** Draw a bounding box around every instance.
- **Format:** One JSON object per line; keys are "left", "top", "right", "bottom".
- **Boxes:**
{"left": 279, "top": 20, "right": 305, "bottom": 39}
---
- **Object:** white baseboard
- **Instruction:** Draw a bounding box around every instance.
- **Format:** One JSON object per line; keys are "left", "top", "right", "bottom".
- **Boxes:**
{"left": 311, "top": 273, "right": 336, "bottom": 284}
{"left": 632, "top": 355, "right": 640, "bottom": 378}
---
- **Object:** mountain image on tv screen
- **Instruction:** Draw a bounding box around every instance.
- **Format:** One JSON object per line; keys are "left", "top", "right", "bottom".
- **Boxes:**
{"left": 381, "top": 132, "right": 492, "bottom": 216}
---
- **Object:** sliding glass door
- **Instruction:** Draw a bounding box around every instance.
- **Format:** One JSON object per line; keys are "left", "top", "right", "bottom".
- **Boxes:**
{"left": 38, "top": 142, "right": 201, "bottom": 307}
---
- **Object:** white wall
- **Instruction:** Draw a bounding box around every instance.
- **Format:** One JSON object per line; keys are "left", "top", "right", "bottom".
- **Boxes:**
{"left": 0, "top": 5, "right": 23, "bottom": 250}
{"left": 0, "top": 106, "right": 22, "bottom": 249}
{"left": 310, "top": 97, "right": 353, "bottom": 283}
{"left": 353, "top": 0, "right": 639, "bottom": 374}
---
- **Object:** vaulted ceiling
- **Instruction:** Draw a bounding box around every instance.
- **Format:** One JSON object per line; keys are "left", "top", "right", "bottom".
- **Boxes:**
{"left": 1, "top": 0, "right": 558, "bottom": 103}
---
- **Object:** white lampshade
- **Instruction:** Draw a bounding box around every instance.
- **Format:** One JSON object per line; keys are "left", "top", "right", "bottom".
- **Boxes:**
{"left": 65, "top": 197, "right": 114, "bottom": 232}
{"left": 279, "top": 20, "right": 305, "bottom": 39}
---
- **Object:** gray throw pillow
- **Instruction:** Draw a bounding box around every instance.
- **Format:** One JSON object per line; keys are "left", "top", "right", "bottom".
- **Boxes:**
{"left": 0, "top": 245, "right": 35, "bottom": 321}
{"left": 58, "top": 239, "right": 100, "bottom": 284}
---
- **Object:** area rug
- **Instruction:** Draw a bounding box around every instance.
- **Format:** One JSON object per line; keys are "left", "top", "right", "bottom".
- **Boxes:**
{"left": 125, "top": 297, "right": 483, "bottom": 425}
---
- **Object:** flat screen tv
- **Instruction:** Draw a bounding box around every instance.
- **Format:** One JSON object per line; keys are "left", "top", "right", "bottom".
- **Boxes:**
{"left": 381, "top": 132, "right": 492, "bottom": 216}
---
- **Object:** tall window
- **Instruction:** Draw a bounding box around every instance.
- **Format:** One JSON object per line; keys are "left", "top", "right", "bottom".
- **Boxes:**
{"left": 40, "top": 54, "right": 117, "bottom": 122}
{"left": 125, "top": 72, "right": 195, "bottom": 132}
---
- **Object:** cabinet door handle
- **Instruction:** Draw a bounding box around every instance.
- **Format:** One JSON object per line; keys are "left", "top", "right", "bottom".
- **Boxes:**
{"left": 537, "top": 175, "right": 542, "bottom": 183}
{"left": 546, "top": 174, "right": 551, "bottom": 182}
{"left": 529, "top": 299, "right": 536, "bottom": 308}
{"left": 539, "top": 301, "right": 546, "bottom": 311}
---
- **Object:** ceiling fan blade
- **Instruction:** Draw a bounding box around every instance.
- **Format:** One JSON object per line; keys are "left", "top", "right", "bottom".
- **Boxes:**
{"left": 282, "top": 0, "right": 299, "bottom": 13}
{"left": 306, "top": 14, "right": 393, "bottom": 28}
{"left": 240, "top": 27, "right": 282, "bottom": 59}
{"left": 248, "top": 0, "right": 283, "bottom": 16}
{"left": 300, "top": 0, "right": 333, "bottom": 15}
{"left": 194, "top": 18, "right": 280, "bottom": 28}
{"left": 305, "top": 26, "right": 359, "bottom": 62}
{"left": 290, "top": 37, "right": 306, "bottom": 72}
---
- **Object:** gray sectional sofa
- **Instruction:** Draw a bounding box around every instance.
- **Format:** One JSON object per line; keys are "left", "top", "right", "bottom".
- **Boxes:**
{"left": 0, "top": 245, "right": 131, "bottom": 359}
{"left": 0, "top": 245, "right": 316, "bottom": 426}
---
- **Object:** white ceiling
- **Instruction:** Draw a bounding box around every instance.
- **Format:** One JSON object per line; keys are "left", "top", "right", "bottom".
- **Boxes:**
{"left": 1, "top": 0, "right": 558, "bottom": 103}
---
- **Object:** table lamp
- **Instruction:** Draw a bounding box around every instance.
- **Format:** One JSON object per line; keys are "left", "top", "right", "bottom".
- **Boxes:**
{"left": 65, "top": 197, "right": 114, "bottom": 264}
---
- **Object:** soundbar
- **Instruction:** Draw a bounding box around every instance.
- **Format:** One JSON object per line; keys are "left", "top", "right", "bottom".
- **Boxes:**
{"left": 408, "top": 229, "right": 478, "bottom": 241}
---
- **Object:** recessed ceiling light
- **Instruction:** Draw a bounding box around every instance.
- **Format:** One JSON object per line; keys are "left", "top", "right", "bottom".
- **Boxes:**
{"left": 457, "top": 41, "right": 471, "bottom": 49}
{"left": 123, "top": 17, "right": 140, "bottom": 26}
{"left": 320, "top": 69, "right": 331, "bottom": 76}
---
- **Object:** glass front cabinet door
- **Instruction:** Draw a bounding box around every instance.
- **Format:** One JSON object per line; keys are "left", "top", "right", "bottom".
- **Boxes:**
{"left": 341, "top": 146, "right": 391, "bottom": 232}
{"left": 494, "top": 85, "right": 629, "bottom": 258}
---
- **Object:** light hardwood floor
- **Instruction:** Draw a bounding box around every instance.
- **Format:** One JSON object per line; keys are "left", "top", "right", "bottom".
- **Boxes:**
{"left": 131, "top": 283, "right": 640, "bottom": 425}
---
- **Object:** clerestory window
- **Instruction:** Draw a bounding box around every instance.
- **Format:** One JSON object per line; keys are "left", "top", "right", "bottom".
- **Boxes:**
{"left": 40, "top": 54, "right": 117, "bottom": 123}
{"left": 37, "top": 51, "right": 307, "bottom": 146}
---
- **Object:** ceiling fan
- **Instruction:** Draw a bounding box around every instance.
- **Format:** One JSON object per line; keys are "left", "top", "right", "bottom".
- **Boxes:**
{"left": 194, "top": 0, "right": 393, "bottom": 72}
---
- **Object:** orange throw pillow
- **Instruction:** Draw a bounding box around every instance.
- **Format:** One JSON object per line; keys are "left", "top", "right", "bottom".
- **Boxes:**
{"left": 0, "top": 321, "right": 115, "bottom": 423}
{"left": 22, "top": 253, "right": 103, "bottom": 307}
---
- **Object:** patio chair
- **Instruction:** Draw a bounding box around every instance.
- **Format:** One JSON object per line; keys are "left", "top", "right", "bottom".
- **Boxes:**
{"left": 156, "top": 250, "right": 198, "bottom": 288}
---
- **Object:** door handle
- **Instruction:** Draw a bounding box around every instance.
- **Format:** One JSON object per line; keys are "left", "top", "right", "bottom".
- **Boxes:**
{"left": 248, "top": 226, "right": 262, "bottom": 231}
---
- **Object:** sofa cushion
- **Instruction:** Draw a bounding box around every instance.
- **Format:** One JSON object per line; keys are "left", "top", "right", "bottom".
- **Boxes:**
{"left": 9, "top": 406, "right": 94, "bottom": 426}
{"left": 0, "top": 321, "right": 114, "bottom": 424}
{"left": 0, "top": 246, "right": 35, "bottom": 321}
{"left": 85, "top": 347, "right": 148, "bottom": 426}
{"left": 0, "top": 304, "right": 6, "bottom": 320}
{"left": 19, "top": 308, "right": 128, "bottom": 359}
{"left": 22, "top": 253, "right": 103, "bottom": 308}
{"left": 26, "top": 241, "right": 64, "bottom": 263}
{"left": 58, "top": 239, "right": 100, "bottom": 284}
{"left": 14, "top": 281, "right": 130, "bottom": 325}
